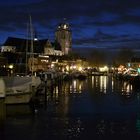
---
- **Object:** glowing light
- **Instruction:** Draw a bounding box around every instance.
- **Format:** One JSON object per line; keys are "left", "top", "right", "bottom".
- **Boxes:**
{"left": 100, "top": 76, "right": 107, "bottom": 93}
{"left": 51, "top": 63, "right": 54, "bottom": 68}
{"left": 78, "top": 66, "right": 82, "bottom": 71}
{"left": 138, "top": 68, "right": 140, "bottom": 73}
{"left": 63, "top": 24, "right": 67, "bottom": 29}
{"left": 73, "top": 65, "right": 76, "bottom": 69}
{"left": 128, "top": 63, "right": 131, "bottom": 67}
{"left": 41, "top": 60, "right": 48, "bottom": 63}
{"left": 99, "top": 66, "right": 108, "bottom": 72}
{"left": 39, "top": 55, "right": 49, "bottom": 58}
{"left": 66, "top": 65, "right": 69, "bottom": 71}
{"left": 34, "top": 38, "right": 38, "bottom": 41}
{"left": 9, "top": 64, "right": 13, "bottom": 69}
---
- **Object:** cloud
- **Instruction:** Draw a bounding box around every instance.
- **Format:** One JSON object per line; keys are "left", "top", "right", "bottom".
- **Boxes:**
{"left": 0, "top": 0, "right": 140, "bottom": 47}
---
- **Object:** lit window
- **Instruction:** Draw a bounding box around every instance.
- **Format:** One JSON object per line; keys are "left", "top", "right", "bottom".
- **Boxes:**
{"left": 64, "top": 24, "right": 67, "bottom": 29}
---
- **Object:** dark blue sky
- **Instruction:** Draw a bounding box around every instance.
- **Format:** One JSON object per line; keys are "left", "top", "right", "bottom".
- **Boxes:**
{"left": 0, "top": 0, "right": 140, "bottom": 48}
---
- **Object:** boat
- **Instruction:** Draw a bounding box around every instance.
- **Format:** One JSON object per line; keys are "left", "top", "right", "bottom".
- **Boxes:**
{"left": 89, "top": 68, "right": 105, "bottom": 76}
{"left": 71, "top": 71, "right": 87, "bottom": 80}
{"left": 3, "top": 16, "right": 41, "bottom": 104}
{"left": 3, "top": 76, "right": 41, "bottom": 104}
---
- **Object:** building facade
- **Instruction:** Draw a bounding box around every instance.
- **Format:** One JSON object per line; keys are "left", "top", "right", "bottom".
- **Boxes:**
{"left": 44, "top": 40, "right": 63, "bottom": 56}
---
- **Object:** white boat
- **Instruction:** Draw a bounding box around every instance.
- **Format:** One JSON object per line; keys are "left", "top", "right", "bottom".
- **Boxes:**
{"left": 3, "top": 76, "right": 41, "bottom": 104}
{"left": 3, "top": 16, "right": 41, "bottom": 104}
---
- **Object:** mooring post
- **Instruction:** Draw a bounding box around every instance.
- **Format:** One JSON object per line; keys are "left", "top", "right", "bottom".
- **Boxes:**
{"left": 44, "top": 80, "right": 47, "bottom": 108}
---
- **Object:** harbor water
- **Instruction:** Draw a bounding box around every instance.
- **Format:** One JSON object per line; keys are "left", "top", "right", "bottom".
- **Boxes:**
{"left": 1, "top": 74, "right": 140, "bottom": 140}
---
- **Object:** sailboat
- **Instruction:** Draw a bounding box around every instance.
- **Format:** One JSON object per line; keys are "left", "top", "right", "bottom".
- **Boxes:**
{"left": 3, "top": 16, "right": 41, "bottom": 104}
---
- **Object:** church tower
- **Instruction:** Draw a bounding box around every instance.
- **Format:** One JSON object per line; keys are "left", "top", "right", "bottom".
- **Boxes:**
{"left": 55, "top": 22, "right": 72, "bottom": 55}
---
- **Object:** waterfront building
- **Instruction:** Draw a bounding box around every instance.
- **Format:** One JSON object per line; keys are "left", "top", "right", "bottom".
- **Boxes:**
{"left": 1, "top": 37, "right": 47, "bottom": 54}
{"left": 0, "top": 22, "right": 75, "bottom": 74}
{"left": 44, "top": 40, "right": 63, "bottom": 56}
{"left": 1, "top": 37, "right": 63, "bottom": 73}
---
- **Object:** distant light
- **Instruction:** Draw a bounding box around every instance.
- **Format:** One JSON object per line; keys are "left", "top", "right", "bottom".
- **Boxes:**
{"left": 39, "top": 55, "right": 49, "bottom": 58}
{"left": 51, "top": 64, "right": 54, "bottom": 68}
{"left": 78, "top": 66, "right": 82, "bottom": 71}
{"left": 9, "top": 64, "right": 13, "bottom": 69}
{"left": 99, "top": 66, "right": 108, "bottom": 72}
{"left": 73, "top": 65, "right": 76, "bottom": 69}
{"left": 138, "top": 68, "right": 140, "bottom": 73}
{"left": 128, "top": 63, "right": 131, "bottom": 67}
{"left": 66, "top": 65, "right": 69, "bottom": 71}
{"left": 63, "top": 24, "right": 67, "bottom": 29}
{"left": 34, "top": 38, "right": 38, "bottom": 41}
{"left": 41, "top": 60, "right": 48, "bottom": 63}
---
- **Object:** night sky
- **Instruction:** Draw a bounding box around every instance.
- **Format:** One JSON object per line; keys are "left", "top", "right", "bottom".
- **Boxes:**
{"left": 0, "top": 0, "right": 140, "bottom": 48}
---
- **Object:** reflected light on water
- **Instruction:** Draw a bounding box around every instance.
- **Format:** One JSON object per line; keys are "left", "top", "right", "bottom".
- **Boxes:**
{"left": 91, "top": 76, "right": 108, "bottom": 94}
{"left": 121, "top": 82, "right": 133, "bottom": 97}
{"left": 63, "top": 94, "right": 69, "bottom": 115}
{"left": 92, "top": 76, "right": 94, "bottom": 88}
{"left": 73, "top": 80, "right": 77, "bottom": 93}
{"left": 55, "top": 86, "right": 59, "bottom": 94}
{"left": 122, "top": 82, "right": 132, "bottom": 93}
{"left": 100, "top": 76, "right": 107, "bottom": 93}
{"left": 71, "top": 80, "right": 83, "bottom": 93}
{"left": 3, "top": 75, "right": 140, "bottom": 139}
{"left": 64, "top": 118, "right": 84, "bottom": 139}
{"left": 111, "top": 76, "right": 114, "bottom": 92}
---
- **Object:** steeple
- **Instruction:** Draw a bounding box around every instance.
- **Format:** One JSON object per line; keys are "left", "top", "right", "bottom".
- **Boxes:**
{"left": 55, "top": 20, "right": 72, "bottom": 55}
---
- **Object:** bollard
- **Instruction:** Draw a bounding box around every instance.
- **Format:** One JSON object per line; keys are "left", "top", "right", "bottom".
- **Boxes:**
{"left": 44, "top": 80, "right": 48, "bottom": 109}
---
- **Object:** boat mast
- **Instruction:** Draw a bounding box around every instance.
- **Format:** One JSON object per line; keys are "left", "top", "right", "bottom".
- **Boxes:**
{"left": 25, "top": 23, "right": 29, "bottom": 75}
{"left": 29, "top": 15, "right": 34, "bottom": 75}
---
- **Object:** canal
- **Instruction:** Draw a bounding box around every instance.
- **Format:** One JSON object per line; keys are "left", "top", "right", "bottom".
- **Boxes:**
{"left": 1, "top": 74, "right": 140, "bottom": 140}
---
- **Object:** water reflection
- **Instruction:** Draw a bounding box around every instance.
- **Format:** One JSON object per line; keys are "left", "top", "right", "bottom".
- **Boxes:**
{"left": 91, "top": 75, "right": 137, "bottom": 98}
{"left": 0, "top": 99, "right": 6, "bottom": 126}
{"left": 100, "top": 76, "right": 108, "bottom": 93}
{"left": 63, "top": 118, "right": 84, "bottom": 139}
{"left": 96, "top": 119, "right": 134, "bottom": 137}
{"left": 62, "top": 79, "right": 85, "bottom": 94}
{"left": 91, "top": 76, "right": 110, "bottom": 94}
{"left": 2, "top": 75, "right": 140, "bottom": 140}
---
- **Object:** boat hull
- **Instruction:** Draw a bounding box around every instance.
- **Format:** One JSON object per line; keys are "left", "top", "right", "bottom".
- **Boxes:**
{"left": 5, "top": 92, "right": 32, "bottom": 104}
{"left": 2, "top": 76, "right": 41, "bottom": 104}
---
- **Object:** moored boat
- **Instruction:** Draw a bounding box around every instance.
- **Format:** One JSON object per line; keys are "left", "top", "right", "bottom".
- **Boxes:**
{"left": 3, "top": 76, "right": 41, "bottom": 104}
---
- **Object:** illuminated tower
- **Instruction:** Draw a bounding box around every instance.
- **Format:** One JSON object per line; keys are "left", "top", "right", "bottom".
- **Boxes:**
{"left": 55, "top": 22, "right": 72, "bottom": 55}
